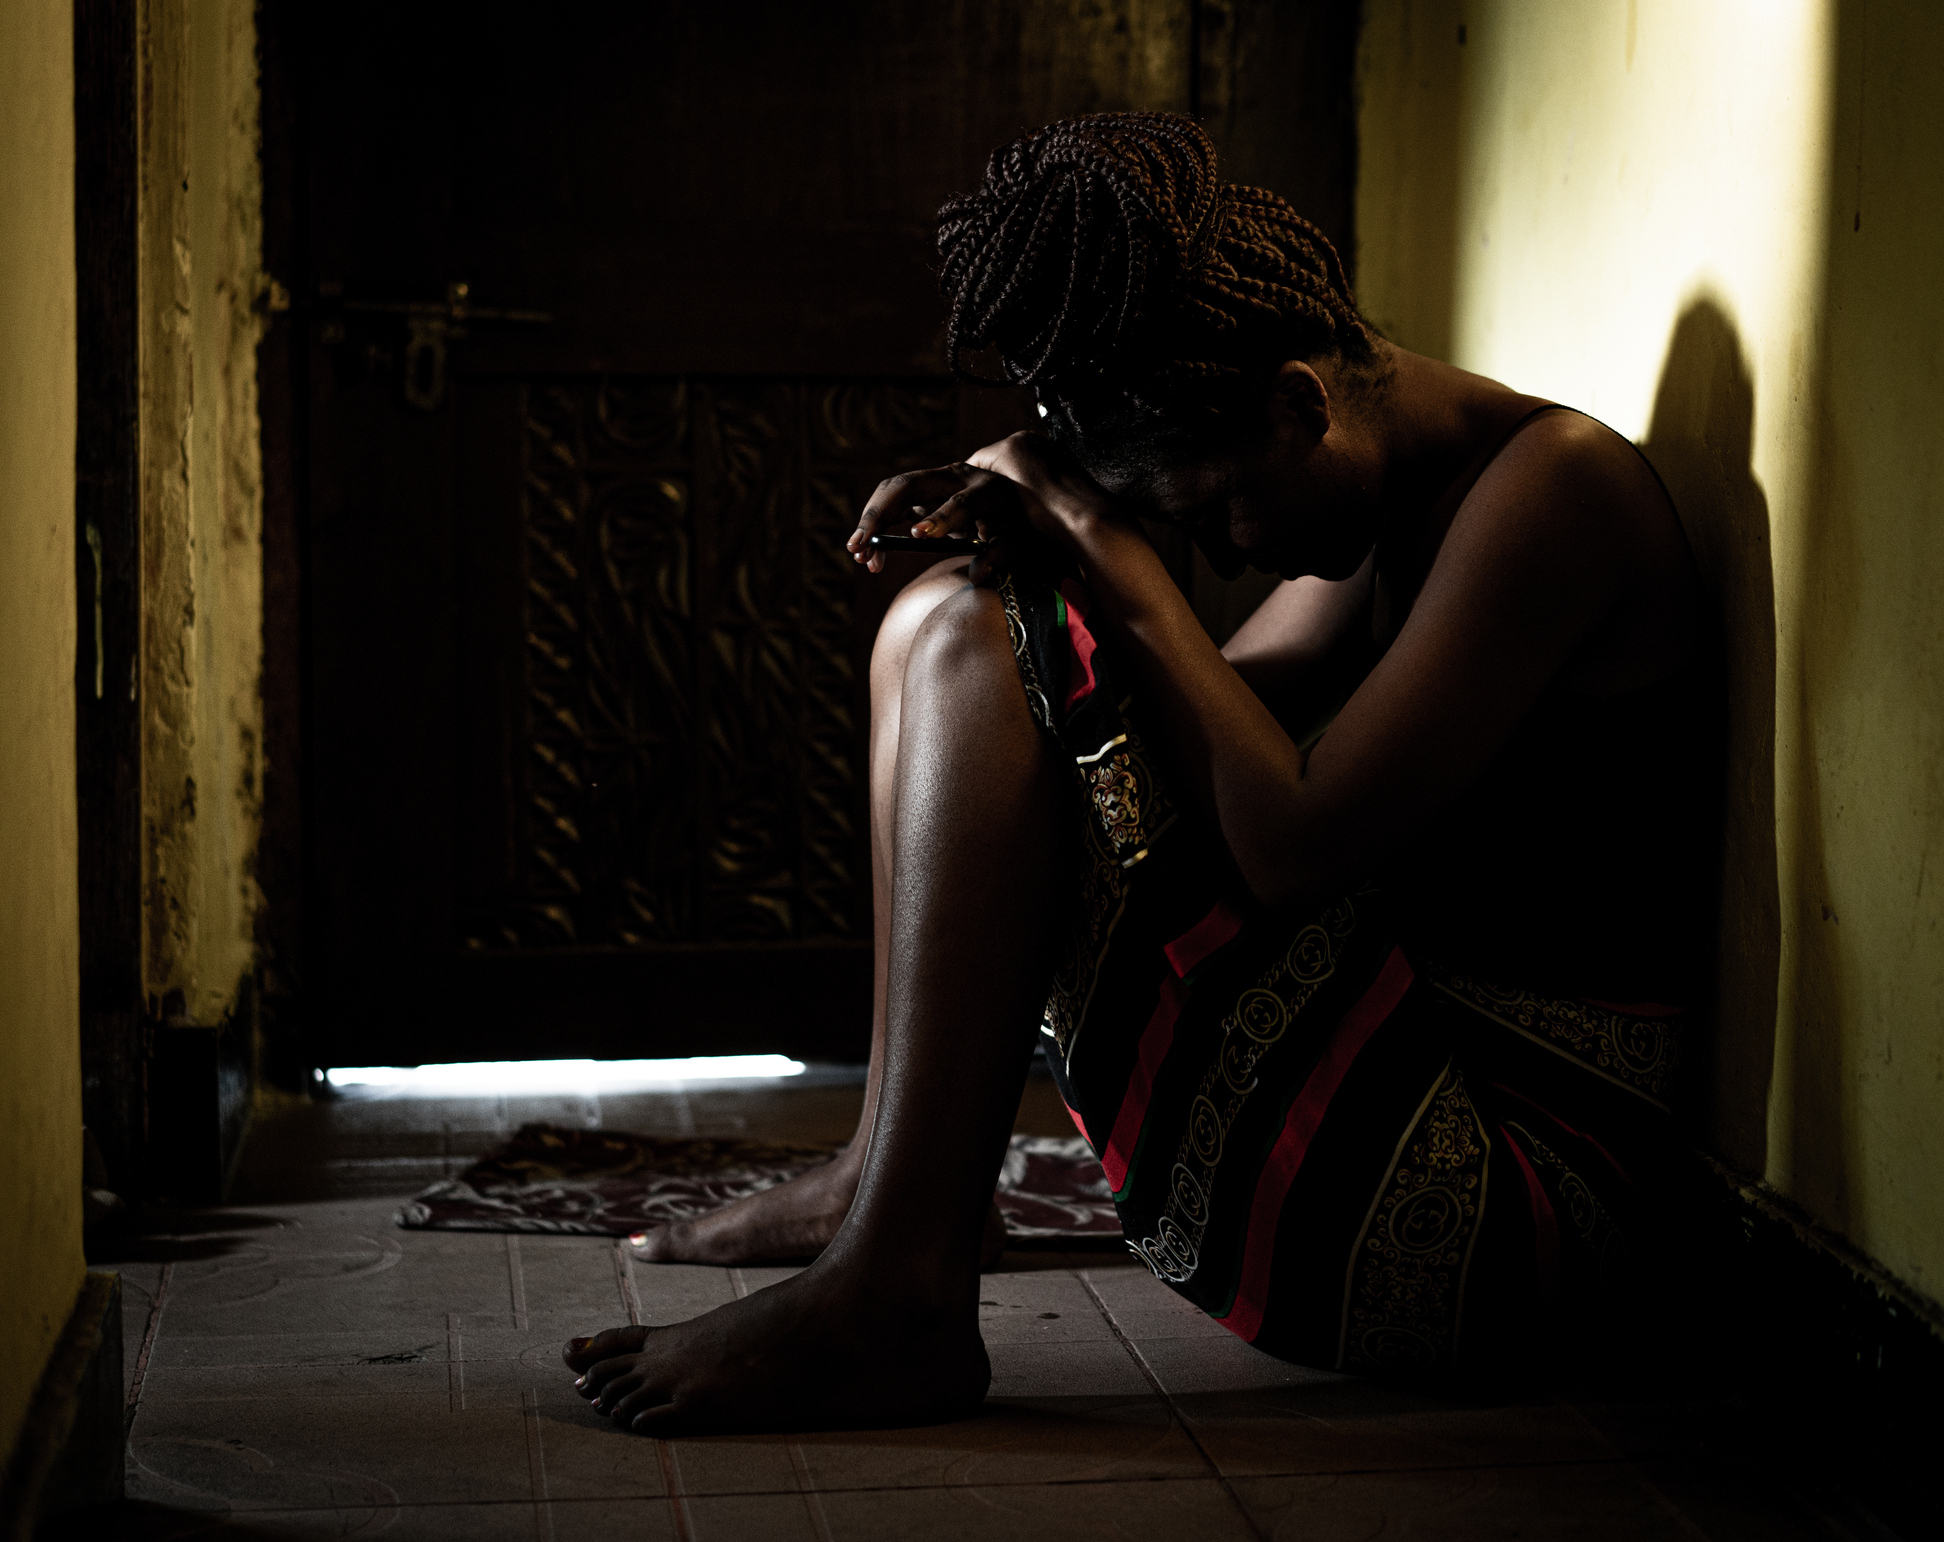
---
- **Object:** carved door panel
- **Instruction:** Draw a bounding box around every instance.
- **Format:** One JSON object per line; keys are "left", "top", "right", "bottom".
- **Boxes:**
{"left": 471, "top": 379, "right": 958, "bottom": 955}
{"left": 440, "top": 377, "right": 967, "bottom": 1061}
{"left": 289, "top": 4, "right": 1147, "bottom": 1066}
{"left": 271, "top": 3, "right": 1353, "bottom": 1066}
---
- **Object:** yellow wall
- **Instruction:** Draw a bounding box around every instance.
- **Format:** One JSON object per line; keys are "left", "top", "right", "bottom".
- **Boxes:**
{"left": 140, "top": 0, "right": 265, "bottom": 1027}
{"left": 1358, "top": 0, "right": 1944, "bottom": 1304}
{"left": 0, "top": 0, "right": 87, "bottom": 1460}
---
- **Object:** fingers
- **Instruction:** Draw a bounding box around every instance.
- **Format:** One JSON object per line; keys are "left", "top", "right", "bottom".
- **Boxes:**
{"left": 849, "top": 464, "right": 1023, "bottom": 572}
{"left": 849, "top": 467, "right": 974, "bottom": 573}
{"left": 911, "top": 489, "right": 977, "bottom": 540}
{"left": 925, "top": 474, "right": 1026, "bottom": 541}
{"left": 967, "top": 540, "right": 1009, "bottom": 589}
{"left": 849, "top": 440, "right": 1095, "bottom": 577}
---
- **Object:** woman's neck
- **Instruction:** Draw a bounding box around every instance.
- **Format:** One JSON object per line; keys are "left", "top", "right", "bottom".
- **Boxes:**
{"left": 1365, "top": 346, "right": 1549, "bottom": 599}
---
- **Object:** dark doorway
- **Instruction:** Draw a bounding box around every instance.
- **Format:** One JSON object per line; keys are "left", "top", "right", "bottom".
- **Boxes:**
{"left": 257, "top": 2, "right": 1358, "bottom": 1071}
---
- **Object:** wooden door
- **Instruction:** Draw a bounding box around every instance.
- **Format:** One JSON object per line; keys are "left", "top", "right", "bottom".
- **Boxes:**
{"left": 258, "top": 1, "right": 1356, "bottom": 1068}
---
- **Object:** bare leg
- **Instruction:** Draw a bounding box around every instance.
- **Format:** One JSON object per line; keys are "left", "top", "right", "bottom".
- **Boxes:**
{"left": 565, "top": 581, "right": 1069, "bottom": 1432}
{"left": 633, "top": 560, "right": 993, "bottom": 1265}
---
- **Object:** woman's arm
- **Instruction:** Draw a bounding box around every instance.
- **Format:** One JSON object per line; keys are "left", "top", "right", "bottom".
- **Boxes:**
{"left": 852, "top": 418, "right": 1661, "bottom": 910}
{"left": 1220, "top": 560, "right": 1378, "bottom": 743}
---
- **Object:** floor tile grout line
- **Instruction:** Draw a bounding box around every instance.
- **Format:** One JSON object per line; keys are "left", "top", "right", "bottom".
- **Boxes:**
{"left": 1073, "top": 1268, "right": 1269, "bottom": 1542}
{"left": 506, "top": 1234, "right": 530, "bottom": 1330}
{"left": 521, "top": 1386, "right": 555, "bottom": 1542}
{"left": 447, "top": 1312, "right": 466, "bottom": 1411}
{"left": 613, "top": 1239, "right": 642, "bottom": 1326}
{"left": 124, "top": 1258, "right": 173, "bottom": 1431}
{"left": 657, "top": 1441, "right": 697, "bottom": 1542}
{"left": 1617, "top": 1461, "right": 1726, "bottom": 1542}
{"left": 787, "top": 1442, "right": 837, "bottom": 1542}
{"left": 156, "top": 1457, "right": 1662, "bottom": 1517}
{"left": 622, "top": 1240, "right": 695, "bottom": 1541}
{"left": 728, "top": 1267, "right": 833, "bottom": 1538}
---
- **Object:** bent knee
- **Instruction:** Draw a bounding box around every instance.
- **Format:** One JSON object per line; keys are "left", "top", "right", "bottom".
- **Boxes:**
{"left": 871, "top": 559, "right": 973, "bottom": 676}
{"left": 905, "top": 583, "right": 1016, "bottom": 683}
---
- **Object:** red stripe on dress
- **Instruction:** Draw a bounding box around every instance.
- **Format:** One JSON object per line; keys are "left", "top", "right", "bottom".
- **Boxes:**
{"left": 1219, "top": 945, "right": 1415, "bottom": 1342}
{"left": 1164, "top": 898, "right": 1245, "bottom": 979}
{"left": 1063, "top": 1098, "right": 1092, "bottom": 1145}
{"left": 1486, "top": 1081, "right": 1634, "bottom": 1191}
{"left": 1503, "top": 1128, "right": 1560, "bottom": 1304}
{"left": 1099, "top": 972, "right": 1188, "bottom": 1194}
{"left": 1060, "top": 579, "right": 1100, "bottom": 712}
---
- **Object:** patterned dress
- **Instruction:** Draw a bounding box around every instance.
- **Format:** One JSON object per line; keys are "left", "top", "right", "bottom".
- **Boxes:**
{"left": 997, "top": 567, "right": 1710, "bottom": 1380}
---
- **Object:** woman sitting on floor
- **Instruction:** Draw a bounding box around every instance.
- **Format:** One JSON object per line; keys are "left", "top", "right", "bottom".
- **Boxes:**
{"left": 564, "top": 112, "right": 1715, "bottom": 1431}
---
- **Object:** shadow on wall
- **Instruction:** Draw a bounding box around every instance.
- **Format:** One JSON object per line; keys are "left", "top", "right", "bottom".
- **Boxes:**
{"left": 1638, "top": 298, "right": 1781, "bottom": 1174}
{"left": 1351, "top": 0, "right": 1464, "bottom": 366}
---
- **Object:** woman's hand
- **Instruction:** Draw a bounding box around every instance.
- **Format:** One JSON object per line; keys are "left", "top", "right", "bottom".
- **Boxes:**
{"left": 846, "top": 432, "right": 1129, "bottom": 581}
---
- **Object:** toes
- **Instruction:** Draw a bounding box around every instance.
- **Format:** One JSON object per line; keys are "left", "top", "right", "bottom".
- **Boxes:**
{"left": 563, "top": 1325, "right": 650, "bottom": 1372}
{"left": 612, "top": 1380, "right": 677, "bottom": 1427}
{"left": 583, "top": 1350, "right": 658, "bottom": 1403}
{"left": 628, "top": 1224, "right": 684, "bottom": 1262}
{"left": 628, "top": 1399, "right": 689, "bottom": 1436}
{"left": 593, "top": 1369, "right": 646, "bottom": 1416}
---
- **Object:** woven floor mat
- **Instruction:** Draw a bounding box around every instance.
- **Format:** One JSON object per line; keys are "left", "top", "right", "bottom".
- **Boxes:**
{"left": 395, "top": 1124, "right": 1122, "bottom": 1247}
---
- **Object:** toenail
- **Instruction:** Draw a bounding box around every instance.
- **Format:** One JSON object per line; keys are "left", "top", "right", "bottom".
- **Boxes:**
{"left": 574, "top": 1376, "right": 586, "bottom": 1388}
{"left": 627, "top": 1232, "right": 647, "bottom": 1245}
{"left": 567, "top": 1336, "right": 591, "bottom": 1352}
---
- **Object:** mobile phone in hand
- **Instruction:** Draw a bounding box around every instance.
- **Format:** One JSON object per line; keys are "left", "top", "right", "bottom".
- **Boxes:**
{"left": 866, "top": 534, "right": 988, "bottom": 554}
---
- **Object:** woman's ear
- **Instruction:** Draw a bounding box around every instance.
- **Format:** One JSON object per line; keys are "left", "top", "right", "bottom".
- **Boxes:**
{"left": 1266, "top": 359, "right": 1332, "bottom": 444}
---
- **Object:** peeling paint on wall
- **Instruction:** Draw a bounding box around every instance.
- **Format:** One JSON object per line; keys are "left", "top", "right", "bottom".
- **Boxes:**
{"left": 139, "top": 0, "right": 264, "bottom": 1028}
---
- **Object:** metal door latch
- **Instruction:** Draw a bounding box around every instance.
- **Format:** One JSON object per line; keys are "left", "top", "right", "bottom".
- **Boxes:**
{"left": 324, "top": 280, "right": 552, "bottom": 410}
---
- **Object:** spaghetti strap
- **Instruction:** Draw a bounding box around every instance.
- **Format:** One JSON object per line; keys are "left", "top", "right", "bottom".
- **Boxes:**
{"left": 1456, "top": 403, "right": 1697, "bottom": 566}
{"left": 1443, "top": 403, "right": 1573, "bottom": 515}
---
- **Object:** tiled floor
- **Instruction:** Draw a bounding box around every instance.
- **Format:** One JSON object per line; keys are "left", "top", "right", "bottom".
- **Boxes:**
{"left": 83, "top": 1067, "right": 1867, "bottom": 1540}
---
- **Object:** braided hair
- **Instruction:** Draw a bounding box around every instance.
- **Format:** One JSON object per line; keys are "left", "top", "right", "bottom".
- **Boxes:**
{"left": 937, "top": 112, "right": 1375, "bottom": 468}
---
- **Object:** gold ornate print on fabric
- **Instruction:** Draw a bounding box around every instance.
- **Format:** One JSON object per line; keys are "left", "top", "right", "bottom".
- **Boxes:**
{"left": 1423, "top": 965, "right": 1681, "bottom": 1108}
{"left": 1040, "top": 798, "right": 1125, "bottom": 1066}
{"left": 1338, "top": 1061, "right": 1491, "bottom": 1375}
{"left": 1086, "top": 753, "right": 1143, "bottom": 858}
{"left": 1503, "top": 1121, "right": 1630, "bottom": 1290}
{"left": 999, "top": 575, "right": 1056, "bottom": 733}
{"left": 1126, "top": 896, "right": 1360, "bottom": 1285}
{"left": 1042, "top": 723, "right": 1177, "bottom": 1065}
{"left": 1000, "top": 576, "right": 1178, "bottom": 1069}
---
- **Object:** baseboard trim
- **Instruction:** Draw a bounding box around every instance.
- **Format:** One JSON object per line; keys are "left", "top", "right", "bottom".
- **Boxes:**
{"left": 0, "top": 1271, "right": 124, "bottom": 1540}
{"left": 1699, "top": 1151, "right": 1944, "bottom": 1339}
{"left": 149, "top": 976, "right": 257, "bottom": 1204}
{"left": 1692, "top": 1152, "right": 1944, "bottom": 1539}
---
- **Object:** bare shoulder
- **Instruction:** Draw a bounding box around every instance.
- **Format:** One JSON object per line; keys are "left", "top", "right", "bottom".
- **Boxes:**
{"left": 1443, "top": 406, "right": 1680, "bottom": 592}
{"left": 1476, "top": 408, "right": 1671, "bottom": 536}
{"left": 1427, "top": 405, "right": 1700, "bottom": 689}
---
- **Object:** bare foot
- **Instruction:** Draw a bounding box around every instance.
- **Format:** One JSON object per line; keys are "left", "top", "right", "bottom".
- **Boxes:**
{"left": 561, "top": 1262, "right": 990, "bottom": 1434}
{"left": 631, "top": 1152, "right": 1012, "bottom": 1270}
{"left": 631, "top": 1151, "right": 861, "bottom": 1264}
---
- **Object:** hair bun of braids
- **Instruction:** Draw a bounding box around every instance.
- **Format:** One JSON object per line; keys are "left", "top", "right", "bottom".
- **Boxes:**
{"left": 937, "top": 111, "right": 1369, "bottom": 390}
